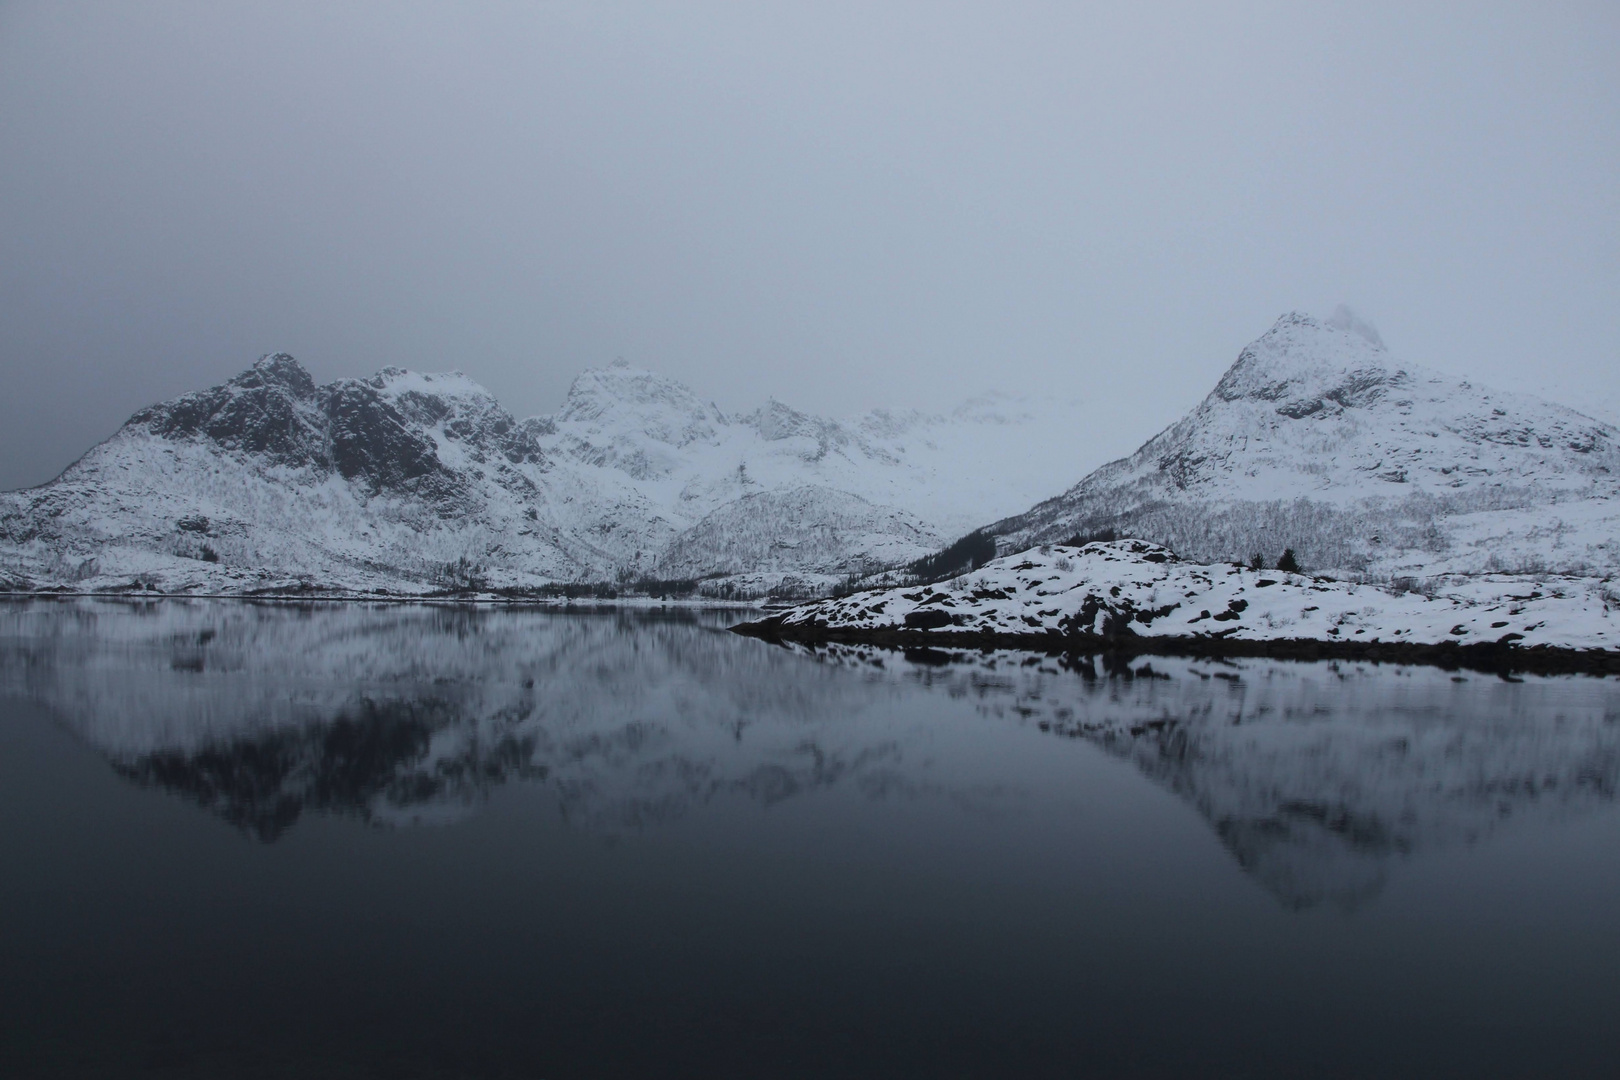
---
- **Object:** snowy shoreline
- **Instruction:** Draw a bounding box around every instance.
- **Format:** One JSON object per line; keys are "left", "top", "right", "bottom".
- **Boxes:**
{"left": 0, "top": 589, "right": 762, "bottom": 612}
{"left": 732, "top": 540, "right": 1620, "bottom": 674}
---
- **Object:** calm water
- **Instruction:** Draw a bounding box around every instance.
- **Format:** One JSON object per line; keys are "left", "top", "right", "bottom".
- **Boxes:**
{"left": 2, "top": 600, "right": 1619, "bottom": 1079}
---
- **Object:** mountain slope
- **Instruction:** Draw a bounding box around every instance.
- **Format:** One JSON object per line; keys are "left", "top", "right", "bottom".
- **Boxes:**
{"left": 987, "top": 310, "right": 1620, "bottom": 578}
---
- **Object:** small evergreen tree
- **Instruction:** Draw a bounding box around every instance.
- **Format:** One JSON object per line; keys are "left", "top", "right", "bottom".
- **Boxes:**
{"left": 910, "top": 530, "right": 997, "bottom": 583}
{"left": 1249, "top": 552, "right": 1265, "bottom": 571}
{"left": 1276, "top": 548, "right": 1300, "bottom": 573}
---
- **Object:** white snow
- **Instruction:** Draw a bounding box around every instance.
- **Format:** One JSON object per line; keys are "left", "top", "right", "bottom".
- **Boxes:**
{"left": 4, "top": 309, "right": 1619, "bottom": 599}
{"left": 769, "top": 539, "right": 1620, "bottom": 652}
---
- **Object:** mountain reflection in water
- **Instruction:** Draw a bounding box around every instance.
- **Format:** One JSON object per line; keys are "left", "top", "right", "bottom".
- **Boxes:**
{"left": 3, "top": 598, "right": 1617, "bottom": 912}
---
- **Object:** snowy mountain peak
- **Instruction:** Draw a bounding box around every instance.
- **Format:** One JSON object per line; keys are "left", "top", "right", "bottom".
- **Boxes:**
{"left": 130, "top": 351, "right": 327, "bottom": 468}
{"left": 241, "top": 351, "right": 319, "bottom": 397}
{"left": 749, "top": 398, "right": 846, "bottom": 445}
{"left": 555, "top": 365, "right": 725, "bottom": 447}
{"left": 1211, "top": 311, "right": 1400, "bottom": 418}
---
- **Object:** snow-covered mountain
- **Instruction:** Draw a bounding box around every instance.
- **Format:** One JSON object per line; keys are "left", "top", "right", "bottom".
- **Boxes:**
{"left": 0, "top": 355, "right": 1093, "bottom": 594}
{"left": 987, "top": 309, "right": 1620, "bottom": 579}
{"left": 528, "top": 361, "right": 1098, "bottom": 582}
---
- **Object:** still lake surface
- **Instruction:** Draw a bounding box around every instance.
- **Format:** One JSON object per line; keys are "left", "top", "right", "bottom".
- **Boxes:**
{"left": 2, "top": 599, "right": 1618, "bottom": 1079}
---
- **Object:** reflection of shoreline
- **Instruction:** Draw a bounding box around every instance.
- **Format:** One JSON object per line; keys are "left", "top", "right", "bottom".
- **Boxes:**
{"left": 735, "top": 619, "right": 1620, "bottom": 676}
{"left": 0, "top": 600, "right": 925, "bottom": 840}
{"left": 800, "top": 642, "right": 1620, "bottom": 910}
{"left": 3, "top": 600, "right": 1619, "bottom": 910}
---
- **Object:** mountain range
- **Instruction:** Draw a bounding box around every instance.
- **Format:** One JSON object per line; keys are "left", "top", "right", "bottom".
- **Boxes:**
{"left": 0, "top": 356, "right": 1092, "bottom": 595}
{"left": 2, "top": 307, "right": 1616, "bottom": 595}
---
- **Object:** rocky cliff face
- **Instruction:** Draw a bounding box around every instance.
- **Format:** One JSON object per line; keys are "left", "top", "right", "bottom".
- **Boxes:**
{"left": 988, "top": 311, "right": 1620, "bottom": 578}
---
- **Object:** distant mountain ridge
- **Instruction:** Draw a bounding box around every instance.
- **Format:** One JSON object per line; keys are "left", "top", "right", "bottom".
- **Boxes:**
{"left": 987, "top": 310, "right": 1620, "bottom": 578}
{"left": 0, "top": 354, "right": 1094, "bottom": 594}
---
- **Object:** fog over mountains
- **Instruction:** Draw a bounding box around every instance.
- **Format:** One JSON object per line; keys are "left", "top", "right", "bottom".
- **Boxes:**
{"left": 2, "top": 310, "right": 1616, "bottom": 595}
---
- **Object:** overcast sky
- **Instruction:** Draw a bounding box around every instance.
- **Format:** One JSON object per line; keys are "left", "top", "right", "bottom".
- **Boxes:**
{"left": 2, "top": 0, "right": 1616, "bottom": 490}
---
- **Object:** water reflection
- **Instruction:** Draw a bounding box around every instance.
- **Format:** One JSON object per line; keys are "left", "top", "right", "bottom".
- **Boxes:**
{"left": 805, "top": 642, "right": 1620, "bottom": 909}
{"left": 2, "top": 599, "right": 1617, "bottom": 909}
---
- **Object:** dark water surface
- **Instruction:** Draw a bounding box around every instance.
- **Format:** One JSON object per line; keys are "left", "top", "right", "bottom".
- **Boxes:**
{"left": 2, "top": 600, "right": 1619, "bottom": 1078}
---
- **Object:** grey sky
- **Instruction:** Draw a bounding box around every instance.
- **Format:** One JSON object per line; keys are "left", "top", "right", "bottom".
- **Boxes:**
{"left": 2, "top": 0, "right": 1616, "bottom": 491}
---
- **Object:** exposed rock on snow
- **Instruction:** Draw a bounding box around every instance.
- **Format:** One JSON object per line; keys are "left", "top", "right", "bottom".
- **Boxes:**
{"left": 743, "top": 539, "right": 1620, "bottom": 664}
{"left": 5, "top": 309, "right": 1617, "bottom": 595}
{"left": 987, "top": 312, "right": 1620, "bottom": 579}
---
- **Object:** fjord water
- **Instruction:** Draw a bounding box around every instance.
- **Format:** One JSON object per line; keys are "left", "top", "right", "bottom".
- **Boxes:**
{"left": 2, "top": 602, "right": 1618, "bottom": 1079}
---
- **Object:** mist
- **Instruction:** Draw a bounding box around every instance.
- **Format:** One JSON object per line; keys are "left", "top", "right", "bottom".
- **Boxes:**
{"left": 2, "top": 0, "right": 1616, "bottom": 491}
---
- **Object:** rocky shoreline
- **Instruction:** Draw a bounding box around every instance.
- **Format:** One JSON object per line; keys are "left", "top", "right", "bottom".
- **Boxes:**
{"left": 730, "top": 539, "right": 1620, "bottom": 676}
{"left": 730, "top": 618, "right": 1620, "bottom": 676}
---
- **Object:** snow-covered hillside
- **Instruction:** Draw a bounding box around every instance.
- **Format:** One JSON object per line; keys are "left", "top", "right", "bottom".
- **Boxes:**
{"left": 0, "top": 355, "right": 1095, "bottom": 594}
{"left": 0, "top": 357, "right": 594, "bottom": 594}
{"left": 988, "top": 309, "right": 1620, "bottom": 579}
{"left": 750, "top": 539, "right": 1620, "bottom": 659}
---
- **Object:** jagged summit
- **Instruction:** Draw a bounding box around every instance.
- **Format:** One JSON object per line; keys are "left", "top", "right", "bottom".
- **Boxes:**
{"left": 988, "top": 311, "right": 1620, "bottom": 577}
{"left": 244, "top": 352, "right": 319, "bottom": 394}
{"left": 0, "top": 354, "right": 584, "bottom": 594}
{"left": 132, "top": 352, "right": 326, "bottom": 468}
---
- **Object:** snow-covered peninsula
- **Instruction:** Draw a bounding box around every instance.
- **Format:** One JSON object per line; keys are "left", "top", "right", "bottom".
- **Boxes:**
{"left": 736, "top": 539, "right": 1620, "bottom": 671}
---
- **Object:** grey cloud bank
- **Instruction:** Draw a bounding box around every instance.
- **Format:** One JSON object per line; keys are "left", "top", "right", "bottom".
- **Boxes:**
{"left": 2, "top": 0, "right": 1617, "bottom": 491}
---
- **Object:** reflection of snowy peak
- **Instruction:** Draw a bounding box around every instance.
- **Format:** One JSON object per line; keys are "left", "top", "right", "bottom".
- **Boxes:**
{"left": 1, "top": 352, "right": 1097, "bottom": 593}
{"left": 6, "top": 599, "right": 1616, "bottom": 910}
{"left": 991, "top": 312, "right": 1620, "bottom": 578}
{"left": 0, "top": 602, "right": 908, "bottom": 838}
